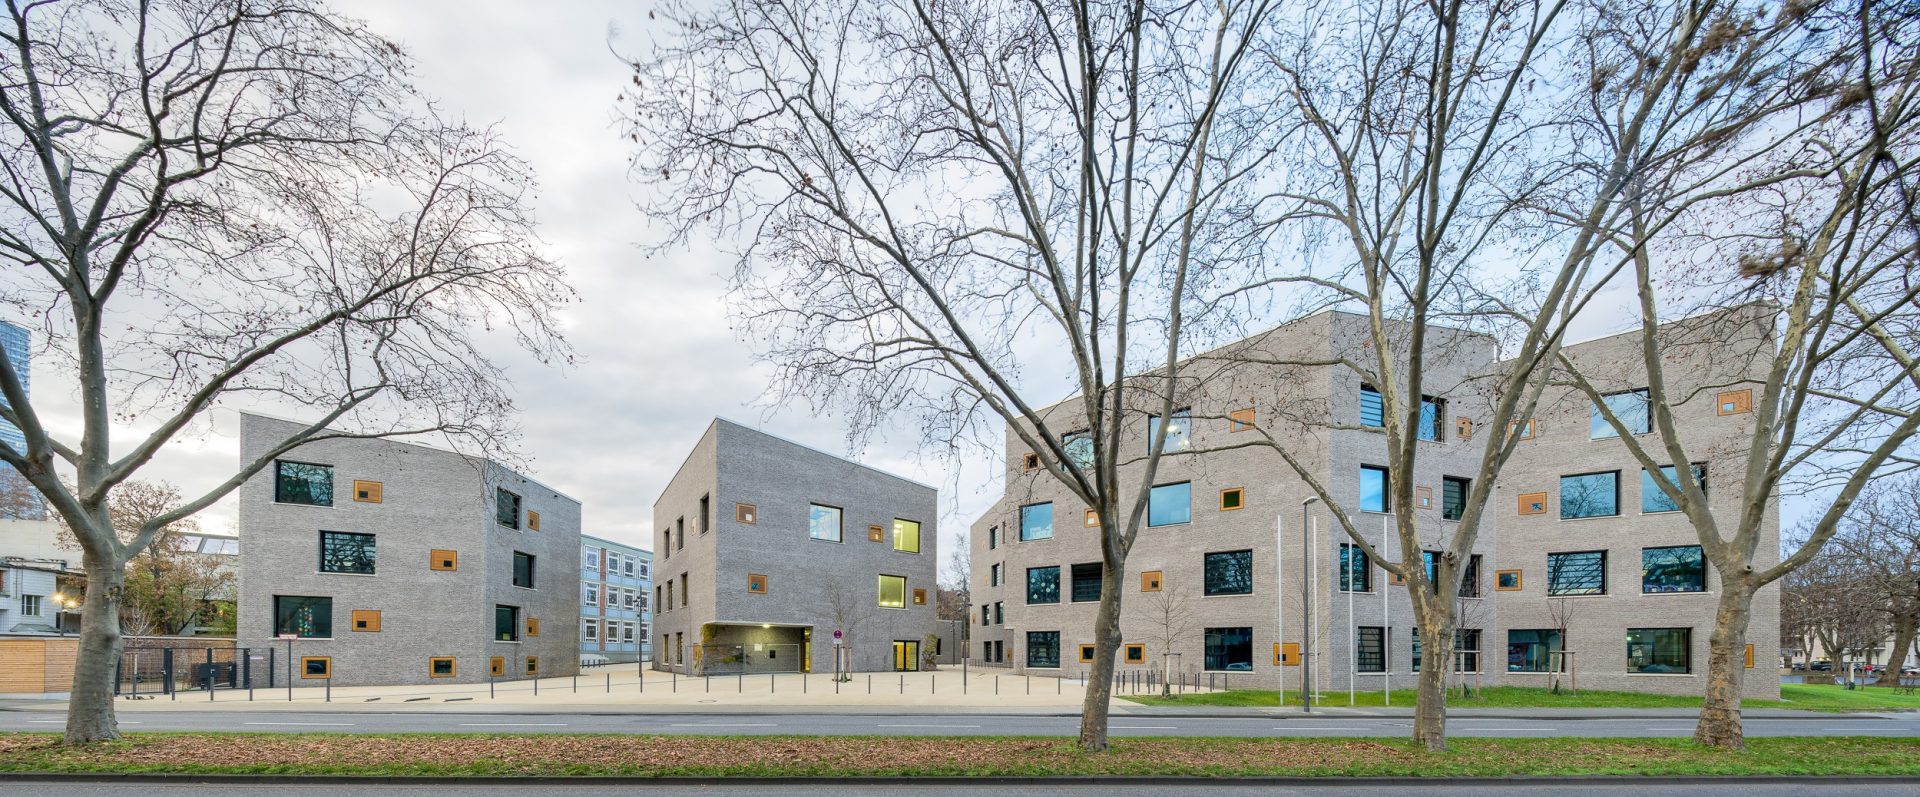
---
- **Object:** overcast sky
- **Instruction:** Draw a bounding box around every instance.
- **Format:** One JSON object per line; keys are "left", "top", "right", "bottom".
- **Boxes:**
{"left": 11, "top": 0, "right": 1716, "bottom": 558}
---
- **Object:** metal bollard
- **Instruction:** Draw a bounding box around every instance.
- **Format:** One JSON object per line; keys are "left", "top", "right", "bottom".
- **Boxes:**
{"left": 325, "top": 677, "right": 331, "bottom": 703}
{"left": 607, "top": 673, "right": 611, "bottom": 693}
{"left": 573, "top": 675, "right": 577, "bottom": 693}
{"left": 995, "top": 675, "right": 999, "bottom": 695}
{"left": 534, "top": 677, "right": 539, "bottom": 696}
{"left": 490, "top": 675, "right": 495, "bottom": 699}
{"left": 1026, "top": 675, "right": 1030, "bottom": 694}
{"left": 673, "top": 671, "right": 677, "bottom": 693}
{"left": 899, "top": 674, "right": 903, "bottom": 694}
{"left": 867, "top": 673, "right": 872, "bottom": 694}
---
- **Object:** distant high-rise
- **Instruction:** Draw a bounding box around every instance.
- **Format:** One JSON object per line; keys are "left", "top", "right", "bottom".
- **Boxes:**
{"left": 0, "top": 320, "right": 43, "bottom": 519}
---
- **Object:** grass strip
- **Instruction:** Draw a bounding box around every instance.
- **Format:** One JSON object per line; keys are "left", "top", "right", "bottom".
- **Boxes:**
{"left": 2, "top": 733, "right": 1919, "bottom": 778}
{"left": 1124, "top": 683, "right": 1920, "bottom": 712}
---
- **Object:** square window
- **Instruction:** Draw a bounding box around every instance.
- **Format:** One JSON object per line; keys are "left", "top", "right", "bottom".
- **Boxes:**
{"left": 1084, "top": 508, "right": 1099, "bottom": 527}
{"left": 275, "top": 461, "right": 334, "bottom": 506}
{"left": 878, "top": 574, "right": 907, "bottom": 609}
{"left": 351, "top": 609, "right": 381, "bottom": 632}
{"left": 352, "top": 480, "right": 382, "bottom": 503}
{"left": 1642, "top": 545, "right": 1706, "bottom": 593}
{"left": 1063, "top": 430, "right": 1094, "bottom": 470}
{"left": 1508, "top": 629, "right": 1564, "bottom": 672}
{"left": 1455, "top": 417, "right": 1474, "bottom": 440}
{"left": 495, "top": 605, "right": 520, "bottom": 642}
{"left": 1020, "top": 502, "right": 1053, "bottom": 541}
{"left": 1148, "top": 482, "right": 1191, "bottom": 527}
{"left": 1070, "top": 562, "right": 1102, "bottom": 603}
{"left": 1229, "top": 407, "right": 1256, "bottom": 432}
{"left": 1124, "top": 644, "right": 1146, "bottom": 664}
{"left": 1511, "top": 418, "right": 1537, "bottom": 440}
{"left": 1416, "top": 485, "right": 1433, "bottom": 509}
{"left": 736, "top": 503, "right": 757, "bottom": 524}
{"left": 912, "top": 587, "right": 927, "bottom": 606}
{"left": 1027, "top": 566, "right": 1061, "bottom": 604}
{"left": 301, "top": 656, "right": 331, "bottom": 679}
{"left": 810, "top": 504, "right": 844, "bottom": 542}
{"left": 512, "top": 551, "right": 535, "bottom": 588}
{"left": 1718, "top": 389, "right": 1752, "bottom": 415}
{"left": 1360, "top": 465, "right": 1389, "bottom": 512}
{"left": 319, "top": 530, "right": 376, "bottom": 574}
{"left": 273, "top": 595, "right": 332, "bottom": 638}
{"left": 1547, "top": 550, "right": 1607, "bottom": 596}
{"left": 748, "top": 573, "right": 768, "bottom": 594}
{"left": 1518, "top": 491, "right": 1547, "bottom": 515}
{"left": 1560, "top": 471, "right": 1620, "bottom": 519}
{"left": 868, "top": 525, "right": 884, "bottom": 543}
{"left": 894, "top": 519, "right": 921, "bottom": 553}
{"left": 1148, "top": 410, "right": 1192, "bottom": 454}
{"left": 1442, "top": 477, "right": 1470, "bottom": 521}
{"left": 1204, "top": 627, "right": 1253, "bottom": 671}
{"left": 1079, "top": 644, "right": 1097, "bottom": 663}
{"left": 1204, "top": 550, "right": 1253, "bottom": 596}
{"left": 527, "top": 618, "right": 540, "bottom": 637}
{"left": 1141, "top": 570, "right": 1162, "bottom": 592}
{"left": 496, "top": 488, "right": 521, "bottom": 528}
{"left": 1592, "top": 389, "right": 1651, "bottom": 438}
{"left": 1642, "top": 465, "right": 1707, "bottom": 514}
{"left": 525, "top": 656, "right": 539, "bottom": 675}
{"left": 1627, "top": 627, "right": 1691, "bottom": 674}
{"left": 430, "top": 657, "right": 456, "bottom": 678}
{"left": 1022, "top": 452, "right": 1040, "bottom": 471}
{"left": 490, "top": 656, "right": 506, "bottom": 677}
{"left": 1219, "top": 488, "right": 1244, "bottom": 511}
{"left": 1027, "top": 631, "right": 1061, "bottom": 668}
{"left": 528, "top": 510, "right": 541, "bottom": 531}
{"left": 430, "top": 549, "right": 458, "bottom": 571}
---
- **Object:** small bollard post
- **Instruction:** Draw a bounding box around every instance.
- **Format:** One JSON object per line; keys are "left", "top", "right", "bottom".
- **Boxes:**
{"left": 738, "top": 669, "right": 743, "bottom": 693}
{"left": 706, "top": 674, "right": 711, "bottom": 693}
{"left": 534, "top": 677, "right": 539, "bottom": 696}
{"left": 573, "top": 674, "right": 577, "bottom": 693}
{"left": 1026, "top": 674, "right": 1030, "bottom": 694}
{"left": 867, "top": 673, "right": 872, "bottom": 694}
{"left": 899, "top": 673, "right": 903, "bottom": 694}
{"left": 995, "top": 675, "right": 999, "bottom": 695}
{"left": 770, "top": 672, "right": 774, "bottom": 693}
{"left": 1057, "top": 676, "right": 1060, "bottom": 694}
{"left": 672, "top": 671, "right": 677, "bottom": 693}
{"left": 490, "top": 675, "right": 495, "bottom": 700}
{"left": 607, "top": 673, "right": 611, "bottom": 693}
{"left": 325, "top": 676, "right": 331, "bottom": 703}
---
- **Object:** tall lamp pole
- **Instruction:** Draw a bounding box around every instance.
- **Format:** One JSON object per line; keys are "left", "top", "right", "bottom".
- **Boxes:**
{"left": 1301, "top": 496, "right": 1318, "bottom": 714}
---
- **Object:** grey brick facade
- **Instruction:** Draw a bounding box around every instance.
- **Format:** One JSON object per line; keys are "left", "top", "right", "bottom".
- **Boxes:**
{"left": 970, "top": 309, "right": 1780, "bottom": 699}
{"left": 236, "top": 413, "right": 580, "bottom": 686}
{"left": 652, "top": 419, "right": 938, "bottom": 675}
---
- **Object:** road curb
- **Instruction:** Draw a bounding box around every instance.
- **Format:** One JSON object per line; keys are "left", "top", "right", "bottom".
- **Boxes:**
{"left": 2, "top": 772, "right": 1919, "bottom": 786}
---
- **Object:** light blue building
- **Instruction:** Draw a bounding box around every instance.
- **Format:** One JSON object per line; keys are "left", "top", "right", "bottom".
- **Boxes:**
{"left": 0, "top": 320, "right": 42, "bottom": 520}
{"left": 580, "top": 535, "right": 651, "bottom": 663}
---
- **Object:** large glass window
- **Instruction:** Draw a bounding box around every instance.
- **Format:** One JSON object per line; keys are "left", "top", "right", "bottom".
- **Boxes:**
{"left": 1559, "top": 471, "right": 1620, "bottom": 519}
{"left": 496, "top": 488, "right": 521, "bottom": 528}
{"left": 1026, "top": 565, "right": 1060, "bottom": 604}
{"left": 1627, "top": 627, "right": 1692, "bottom": 674}
{"left": 1459, "top": 554, "right": 1482, "bottom": 598}
{"left": 495, "top": 605, "right": 519, "bottom": 641}
{"left": 1070, "top": 562, "right": 1102, "bottom": 603}
{"left": 1027, "top": 631, "right": 1060, "bottom": 668}
{"left": 1356, "top": 626, "right": 1387, "bottom": 673}
{"left": 1339, "top": 543, "right": 1370, "bottom": 592}
{"left": 1360, "top": 465, "right": 1390, "bottom": 512}
{"left": 1418, "top": 396, "right": 1444, "bottom": 442}
{"left": 1204, "top": 627, "right": 1254, "bottom": 671}
{"left": 1547, "top": 550, "right": 1607, "bottom": 596}
{"left": 1359, "top": 385, "right": 1384, "bottom": 427}
{"left": 1148, "top": 482, "right": 1191, "bottom": 527}
{"left": 1507, "top": 628, "right": 1564, "bottom": 672}
{"left": 274, "top": 461, "right": 333, "bottom": 506}
{"left": 1020, "top": 502, "right": 1054, "bottom": 541}
{"left": 1203, "top": 549, "right": 1253, "bottom": 596}
{"left": 1148, "top": 410, "right": 1191, "bottom": 454}
{"left": 1591, "top": 389, "right": 1651, "bottom": 438}
{"left": 273, "top": 595, "right": 332, "bottom": 638}
{"left": 1641, "top": 465, "right": 1706, "bottom": 514}
{"left": 809, "top": 504, "right": 843, "bottom": 542}
{"left": 318, "top": 530, "right": 375, "bottom": 574}
{"left": 893, "top": 519, "right": 921, "bottom": 553}
{"left": 878, "top": 574, "right": 907, "bottom": 608}
{"left": 1442, "top": 476, "right": 1469, "bottom": 521}
{"left": 1642, "top": 545, "right": 1706, "bottom": 593}
{"left": 1063, "top": 430, "right": 1094, "bottom": 470}
{"left": 512, "top": 551, "right": 535, "bottom": 588}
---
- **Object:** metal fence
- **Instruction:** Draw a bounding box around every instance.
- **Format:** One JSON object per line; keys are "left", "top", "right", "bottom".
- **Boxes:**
{"left": 115, "top": 646, "right": 271, "bottom": 696}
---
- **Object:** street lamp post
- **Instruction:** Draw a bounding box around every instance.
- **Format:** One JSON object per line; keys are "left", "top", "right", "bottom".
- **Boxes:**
{"left": 1301, "top": 496, "right": 1318, "bottom": 714}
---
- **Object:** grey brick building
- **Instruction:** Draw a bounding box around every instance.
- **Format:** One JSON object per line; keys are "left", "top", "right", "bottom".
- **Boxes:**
{"left": 652, "top": 419, "right": 938, "bottom": 675}
{"left": 236, "top": 412, "right": 580, "bottom": 686}
{"left": 970, "top": 308, "right": 1780, "bottom": 699}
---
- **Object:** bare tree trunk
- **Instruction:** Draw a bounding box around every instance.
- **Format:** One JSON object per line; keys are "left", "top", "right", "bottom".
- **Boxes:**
{"left": 1694, "top": 580, "right": 1754, "bottom": 750}
{"left": 65, "top": 547, "right": 125, "bottom": 744}
{"left": 1078, "top": 568, "right": 1124, "bottom": 751}
{"left": 1877, "top": 610, "right": 1917, "bottom": 687}
{"left": 1412, "top": 600, "right": 1453, "bottom": 751}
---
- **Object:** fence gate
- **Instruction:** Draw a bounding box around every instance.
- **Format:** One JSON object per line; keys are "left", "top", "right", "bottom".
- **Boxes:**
{"left": 115, "top": 646, "right": 270, "bottom": 696}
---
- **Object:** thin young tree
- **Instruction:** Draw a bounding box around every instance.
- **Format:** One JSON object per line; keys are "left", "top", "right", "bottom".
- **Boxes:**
{"left": 1129, "top": 583, "right": 1199, "bottom": 698}
{"left": 622, "top": 0, "right": 1280, "bottom": 750}
{"left": 1560, "top": 0, "right": 1920, "bottom": 747}
{"left": 1821, "top": 476, "right": 1920, "bottom": 686}
{"left": 0, "top": 0, "right": 570, "bottom": 743}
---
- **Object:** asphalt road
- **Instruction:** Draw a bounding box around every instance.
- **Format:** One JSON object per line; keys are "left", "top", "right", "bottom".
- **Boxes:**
{"left": 2, "top": 782, "right": 1918, "bottom": 796}
{"left": 3, "top": 710, "right": 1919, "bottom": 737}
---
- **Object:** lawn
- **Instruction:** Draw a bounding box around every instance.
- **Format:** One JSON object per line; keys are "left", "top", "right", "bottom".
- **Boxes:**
{"left": 0, "top": 733, "right": 1918, "bottom": 778}
{"left": 1123, "top": 683, "right": 1920, "bottom": 712}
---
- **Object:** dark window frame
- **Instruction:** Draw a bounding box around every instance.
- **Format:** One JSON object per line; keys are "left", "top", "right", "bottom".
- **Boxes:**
{"left": 1359, "top": 384, "right": 1384, "bottom": 428}
{"left": 1148, "top": 481, "right": 1192, "bottom": 527}
{"left": 1627, "top": 626, "right": 1692, "bottom": 674}
{"left": 1547, "top": 550, "right": 1607, "bottom": 596}
{"left": 1069, "top": 562, "right": 1102, "bottom": 603}
{"left": 1203, "top": 549, "right": 1254, "bottom": 596}
{"left": 1026, "top": 631, "right": 1061, "bottom": 669}
{"left": 1641, "top": 545, "right": 1707, "bottom": 594}
{"left": 1356, "top": 626, "right": 1388, "bottom": 673}
{"left": 317, "top": 530, "right": 376, "bottom": 575}
{"left": 1441, "top": 476, "right": 1470, "bottom": 521}
{"left": 496, "top": 488, "right": 521, "bottom": 529}
{"left": 1360, "top": 465, "right": 1390, "bottom": 513}
{"left": 1559, "top": 470, "right": 1621, "bottom": 519}
{"left": 512, "top": 551, "right": 536, "bottom": 589}
{"left": 1026, "top": 565, "right": 1061, "bottom": 605}
{"left": 495, "top": 604, "right": 520, "bottom": 641}
{"left": 1339, "top": 543, "right": 1371, "bottom": 593}
{"left": 1203, "top": 626, "right": 1254, "bottom": 672}
{"left": 273, "top": 595, "right": 332, "bottom": 638}
{"left": 274, "top": 460, "right": 334, "bottom": 507}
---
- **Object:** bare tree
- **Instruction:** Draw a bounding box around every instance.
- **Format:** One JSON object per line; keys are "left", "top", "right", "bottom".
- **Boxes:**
{"left": 1545, "top": 597, "right": 1579, "bottom": 695}
{"left": 937, "top": 547, "right": 971, "bottom": 622}
{"left": 1822, "top": 477, "right": 1920, "bottom": 686}
{"left": 0, "top": 1, "right": 570, "bottom": 743}
{"left": 1129, "top": 583, "right": 1199, "bottom": 698}
{"left": 1558, "top": 0, "right": 1920, "bottom": 747}
{"left": 623, "top": 0, "right": 1281, "bottom": 751}
{"left": 812, "top": 579, "right": 878, "bottom": 678}
{"left": 54, "top": 481, "right": 232, "bottom": 637}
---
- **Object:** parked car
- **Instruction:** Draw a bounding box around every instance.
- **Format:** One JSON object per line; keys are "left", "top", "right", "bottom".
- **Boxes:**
{"left": 1811, "top": 661, "right": 1833, "bottom": 672}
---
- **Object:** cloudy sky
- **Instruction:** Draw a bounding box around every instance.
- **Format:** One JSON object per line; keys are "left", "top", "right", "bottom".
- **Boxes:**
{"left": 9, "top": 0, "right": 1711, "bottom": 558}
